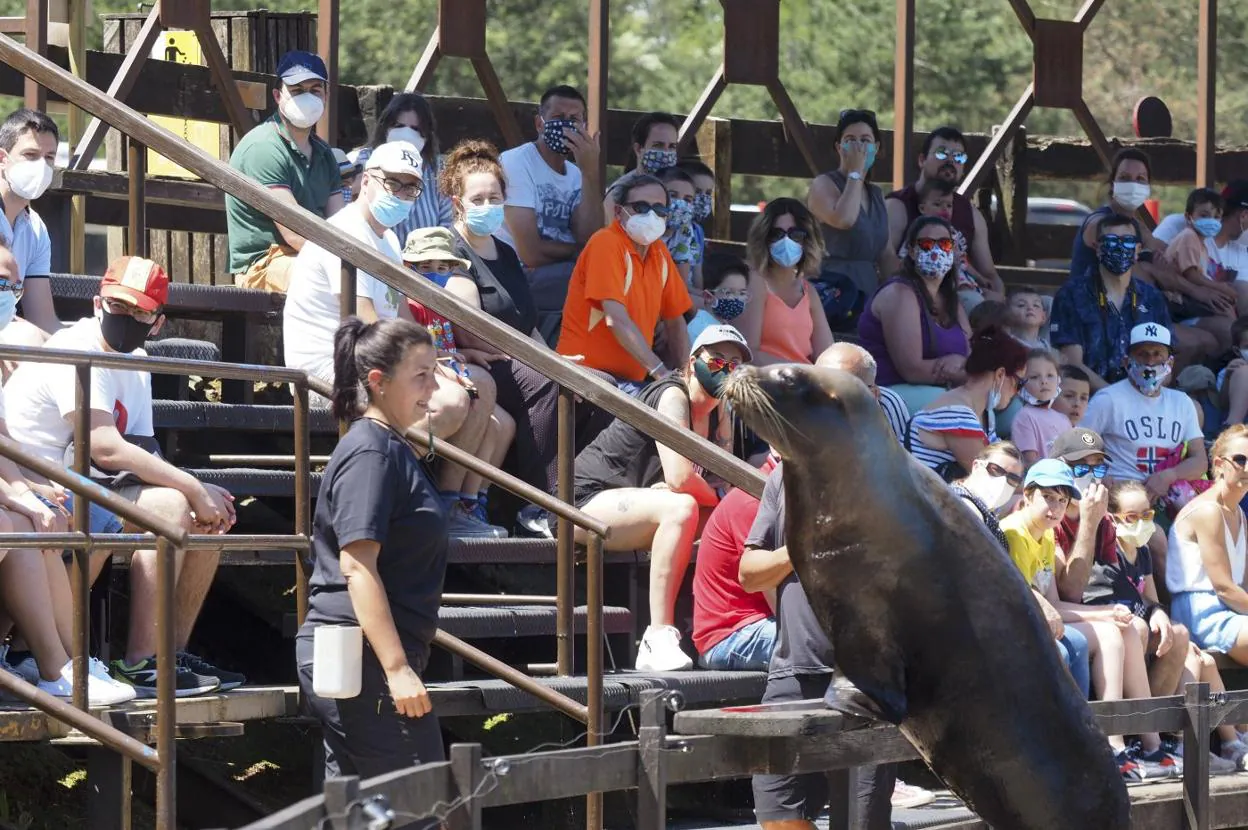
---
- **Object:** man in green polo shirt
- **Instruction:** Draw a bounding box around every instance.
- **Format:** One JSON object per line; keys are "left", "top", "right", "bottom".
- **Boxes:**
{"left": 227, "top": 50, "right": 343, "bottom": 292}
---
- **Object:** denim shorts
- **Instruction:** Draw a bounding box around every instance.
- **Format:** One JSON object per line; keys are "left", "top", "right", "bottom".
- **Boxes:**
{"left": 1171, "top": 591, "right": 1246, "bottom": 654}
{"left": 699, "top": 617, "right": 776, "bottom": 671}
{"left": 36, "top": 488, "right": 140, "bottom": 536}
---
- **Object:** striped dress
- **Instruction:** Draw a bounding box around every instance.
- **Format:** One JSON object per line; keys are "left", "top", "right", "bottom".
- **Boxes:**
{"left": 392, "top": 160, "right": 454, "bottom": 246}
{"left": 906, "top": 404, "right": 993, "bottom": 472}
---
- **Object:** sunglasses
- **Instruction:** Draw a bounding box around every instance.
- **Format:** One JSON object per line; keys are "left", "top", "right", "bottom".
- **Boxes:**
{"left": 1068, "top": 462, "right": 1109, "bottom": 479}
{"left": 0, "top": 276, "right": 23, "bottom": 301}
{"left": 1114, "top": 509, "right": 1155, "bottom": 523}
{"left": 932, "top": 148, "right": 969, "bottom": 165}
{"left": 625, "top": 200, "right": 670, "bottom": 218}
{"left": 985, "top": 462, "right": 1023, "bottom": 488}
{"left": 1224, "top": 454, "right": 1248, "bottom": 469}
{"left": 1098, "top": 234, "right": 1139, "bottom": 250}
{"left": 914, "top": 237, "right": 955, "bottom": 253}
{"left": 702, "top": 355, "right": 741, "bottom": 373}
{"left": 766, "top": 227, "right": 809, "bottom": 244}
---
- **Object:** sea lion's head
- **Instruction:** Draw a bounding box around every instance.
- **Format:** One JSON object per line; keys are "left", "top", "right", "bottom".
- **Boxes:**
{"left": 722, "top": 361, "right": 889, "bottom": 460}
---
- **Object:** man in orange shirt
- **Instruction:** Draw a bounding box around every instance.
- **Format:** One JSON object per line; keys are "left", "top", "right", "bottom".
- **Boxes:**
{"left": 557, "top": 173, "right": 692, "bottom": 391}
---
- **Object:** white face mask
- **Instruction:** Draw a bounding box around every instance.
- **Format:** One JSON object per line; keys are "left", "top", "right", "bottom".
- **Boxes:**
{"left": 386, "top": 126, "right": 426, "bottom": 156}
{"left": 1112, "top": 181, "right": 1151, "bottom": 211}
{"left": 279, "top": 91, "right": 325, "bottom": 129}
{"left": 975, "top": 470, "right": 1015, "bottom": 512}
{"left": 4, "top": 157, "right": 52, "bottom": 201}
{"left": 1114, "top": 518, "right": 1156, "bottom": 550}
{"left": 622, "top": 209, "right": 666, "bottom": 246}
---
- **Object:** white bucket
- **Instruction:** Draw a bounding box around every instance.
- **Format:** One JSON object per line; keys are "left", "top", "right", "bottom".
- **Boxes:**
{"left": 312, "top": 624, "right": 363, "bottom": 699}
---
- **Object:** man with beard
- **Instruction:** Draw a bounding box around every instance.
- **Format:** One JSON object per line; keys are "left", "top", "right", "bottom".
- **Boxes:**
{"left": 886, "top": 126, "right": 1004, "bottom": 297}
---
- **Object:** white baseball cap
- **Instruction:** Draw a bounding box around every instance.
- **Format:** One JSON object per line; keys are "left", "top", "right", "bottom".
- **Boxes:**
{"left": 691, "top": 323, "right": 752, "bottom": 363}
{"left": 1128, "top": 322, "right": 1172, "bottom": 350}
{"left": 365, "top": 141, "right": 424, "bottom": 179}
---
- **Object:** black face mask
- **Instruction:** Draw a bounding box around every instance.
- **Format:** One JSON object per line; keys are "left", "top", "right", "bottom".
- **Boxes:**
{"left": 692, "top": 358, "right": 730, "bottom": 399}
{"left": 99, "top": 308, "right": 153, "bottom": 353}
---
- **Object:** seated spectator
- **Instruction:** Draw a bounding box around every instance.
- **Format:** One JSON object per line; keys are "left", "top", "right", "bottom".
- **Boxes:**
{"left": 346, "top": 146, "right": 370, "bottom": 201}
{"left": 886, "top": 126, "right": 1004, "bottom": 298}
{"left": 602, "top": 112, "right": 681, "bottom": 218}
{"left": 556, "top": 173, "right": 692, "bottom": 394}
{"left": 1050, "top": 213, "right": 1175, "bottom": 391}
{"left": 817, "top": 342, "right": 910, "bottom": 443}
{"left": 740, "top": 198, "right": 834, "bottom": 365}
{"left": 1217, "top": 315, "right": 1248, "bottom": 428}
{"left": 572, "top": 324, "right": 750, "bottom": 671}
{"left": 1099, "top": 480, "right": 1247, "bottom": 772}
{"left": 1177, "top": 365, "right": 1222, "bottom": 439}
{"left": 1006, "top": 286, "right": 1050, "bottom": 349}
{"left": 227, "top": 50, "right": 342, "bottom": 292}
{"left": 331, "top": 148, "right": 361, "bottom": 205}
{"left": 1160, "top": 187, "right": 1236, "bottom": 352}
{"left": 370, "top": 92, "right": 453, "bottom": 240}
{"left": 4, "top": 256, "right": 242, "bottom": 697}
{"left": 1068, "top": 149, "right": 1219, "bottom": 364}
{"left": 499, "top": 85, "right": 603, "bottom": 338}
{"left": 440, "top": 139, "right": 613, "bottom": 536}
{"left": 657, "top": 166, "right": 697, "bottom": 285}
{"left": 402, "top": 228, "right": 515, "bottom": 539}
{"left": 967, "top": 298, "right": 1008, "bottom": 334}
{"left": 0, "top": 108, "right": 59, "bottom": 341}
{"left": 914, "top": 178, "right": 999, "bottom": 310}
{"left": 687, "top": 252, "right": 752, "bottom": 343}
{"left": 677, "top": 158, "right": 716, "bottom": 289}
{"left": 1053, "top": 365, "right": 1092, "bottom": 426}
{"left": 1012, "top": 348, "right": 1070, "bottom": 465}
{"left": 905, "top": 325, "right": 1026, "bottom": 480}
{"left": 1168, "top": 424, "right": 1248, "bottom": 667}
{"left": 806, "top": 109, "right": 895, "bottom": 330}
{"left": 860, "top": 216, "right": 971, "bottom": 413}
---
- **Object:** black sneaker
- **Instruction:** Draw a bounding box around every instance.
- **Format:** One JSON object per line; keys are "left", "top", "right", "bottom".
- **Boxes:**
{"left": 176, "top": 651, "right": 246, "bottom": 692}
{"left": 110, "top": 656, "right": 221, "bottom": 698}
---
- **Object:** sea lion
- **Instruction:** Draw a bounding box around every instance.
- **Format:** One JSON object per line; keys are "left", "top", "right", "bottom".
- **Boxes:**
{"left": 722, "top": 364, "right": 1130, "bottom": 830}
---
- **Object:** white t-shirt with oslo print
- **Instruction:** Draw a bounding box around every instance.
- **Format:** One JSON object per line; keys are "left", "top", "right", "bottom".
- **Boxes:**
{"left": 1080, "top": 379, "right": 1202, "bottom": 482}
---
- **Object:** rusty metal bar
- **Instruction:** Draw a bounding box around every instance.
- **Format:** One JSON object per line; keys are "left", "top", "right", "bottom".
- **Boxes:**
{"left": 892, "top": 0, "right": 915, "bottom": 188}
{"left": 441, "top": 593, "right": 559, "bottom": 605}
{"left": 71, "top": 0, "right": 161, "bottom": 170}
{"left": 556, "top": 388, "right": 575, "bottom": 676}
{"left": 293, "top": 380, "right": 311, "bottom": 628}
{"left": 128, "top": 138, "right": 147, "bottom": 257}
{"left": 155, "top": 537, "right": 177, "bottom": 830}
{"left": 0, "top": 669, "right": 160, "bottom": 770}
{"left": 432, "top": 630, "right": 588, "bottom": 724}
{"left": 71, "top": 365, "right": 91, "bottom": 713}
{"left": 0, "top": 34, "right": 765, "bottom": 498}
{"left": 585, "top": 532, "right": 604, "bottom": 830}
{"left": 22, "top": 0, "right": 45, "bottom": 110}
{"left": 0, "top": 532, "right": 308, "bottom": 550}
{"left": 0, "top": 345, "right": 308, "bottom": 384}
{"left": 1197, "top": 0, "right": 1217, "bottom": 188}
{"left": 315, "top": 0, "right": 340, "bottom": 145}
{"left": 307, "top": 375, "right": 610, "bottom": 538}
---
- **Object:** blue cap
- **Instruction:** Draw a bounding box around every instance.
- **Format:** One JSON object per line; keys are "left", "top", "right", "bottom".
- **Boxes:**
{"left": 1023, "top": 458, "right": 1081, "bottom": 500}
{"left": 276, "top": 50, "right": 328, "bottom": 86}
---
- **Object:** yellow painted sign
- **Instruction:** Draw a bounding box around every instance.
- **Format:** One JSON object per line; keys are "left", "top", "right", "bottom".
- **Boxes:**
{"left": 148, "top": 31, "right": 221, "bottom": 178}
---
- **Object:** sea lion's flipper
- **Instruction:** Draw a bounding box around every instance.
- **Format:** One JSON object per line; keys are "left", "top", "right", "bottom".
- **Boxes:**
{"left": 823, "top": 671, "right": 903, "bottom": 725}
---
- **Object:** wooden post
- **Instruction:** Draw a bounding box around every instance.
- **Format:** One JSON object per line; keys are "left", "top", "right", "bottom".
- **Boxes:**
{"left": 959, "top": 86, "right": 1034, "bottom": 196}
{"left": 1197, "top": 0, "right": 1217, "bottom": 187}
{"left": 316, "top": 0, "right": 339, "bottom": 146}
{"left": 447, "top": 743, "right": 484, "bottom": 830}
{"left": 694, "top": 116, "right": 732, "bottom": 241}
{"left": 86, "top": 747, "right": 132, "bottom": 830}
{"left": 405, "top": 30, "right": 442, "bottom": 93}
{"left": 636, "top": 691, "right": 669, "bottom": 830}
{"left": 995, "top": 124, "right": 1028, "bottom": 265}
{"left": 677, "top": 66, "right": 726, "bottom": 151}
{"left": 1183, "top": 682, "right": 1211, "bottom": 830}
{"left": 127, "top": 138, "right": 146, "bottom": 257}
{"left": 892, "top": 0, "right": 915, "bottom": 188}
{"left": 587, "top": 0, "right": 609, "bottom": 185}
{"left": 23, "top": 0, "right": 46, "bottom": 110}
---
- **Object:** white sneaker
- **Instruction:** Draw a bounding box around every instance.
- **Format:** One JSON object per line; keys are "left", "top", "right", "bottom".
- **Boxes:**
{"left": 87, "top": 658, "right": 137, "bottom": 706}
{"left": 1222, "top": 739, "right": 1248, "bottom": 771}
{"left": 635, "top": 625, "right": 693, "bottom": 672}
{"left": 892, "top": 780, "right": 936, "bottom": 808}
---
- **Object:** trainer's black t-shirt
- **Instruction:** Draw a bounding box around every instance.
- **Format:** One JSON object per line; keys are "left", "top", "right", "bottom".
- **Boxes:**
{"left": 304, "top": 417, "right": 448, "bottom": 671}
{"left": 744, "top": 463, "right": 834, "bottom": 680}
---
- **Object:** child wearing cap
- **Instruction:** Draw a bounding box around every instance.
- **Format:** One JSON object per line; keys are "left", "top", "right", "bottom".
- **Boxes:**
{"left": 1001, "top": 459, "right": 1181, "bottom": 781}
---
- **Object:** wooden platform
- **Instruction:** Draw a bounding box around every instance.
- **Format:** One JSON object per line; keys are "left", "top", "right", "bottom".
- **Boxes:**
{"left": 0, "top": 685, "right": 296, "bottom": 744}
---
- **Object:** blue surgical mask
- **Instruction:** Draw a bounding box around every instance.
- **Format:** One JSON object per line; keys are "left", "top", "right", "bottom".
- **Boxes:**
{"left": 864, "top": 143, "right": 878, "bottom": 171}
{"left": 0, "top": 287, "right": 15, "bottom": 329}
{"left": 1193, "top": 217, "right": 1223, "bottom": 238}
{"left": 421, "top": 270, "right": 451, "bottom": 288}
{"left": 692, "top": 192, "right": 713, "bottom": 223}
{"left": 368, "top": 190, "right": 413, "bottom": 229}
{"left": 769, "top": 237, "right": 803, "bottom": 268}
{"left": 640, "top": 148, "right": 678, "bottom": 174}
{"left": 464, "top": 203, "right": 505, "bottom": 237}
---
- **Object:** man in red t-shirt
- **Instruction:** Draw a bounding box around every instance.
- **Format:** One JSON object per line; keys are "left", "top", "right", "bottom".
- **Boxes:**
{"left": 692, "top": 456, "right": 778, "bottom": 670}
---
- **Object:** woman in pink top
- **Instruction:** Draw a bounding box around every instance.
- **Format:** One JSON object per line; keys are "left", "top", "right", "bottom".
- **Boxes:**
{"left": 740, "top": 198, "right": 835, "bottom": 364}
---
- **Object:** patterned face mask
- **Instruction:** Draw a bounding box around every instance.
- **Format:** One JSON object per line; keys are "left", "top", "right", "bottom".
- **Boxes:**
{"left": 666, "top": 198, "right": 694, "bottom": 232}
{"left": 542, "top": 118, "right": 579, "bottom": 156}
{"left": 640, "top": 148, "right": 678, "bottom": 174}
{"left": 692, "top": 192, "right": 713, "bottom": 222}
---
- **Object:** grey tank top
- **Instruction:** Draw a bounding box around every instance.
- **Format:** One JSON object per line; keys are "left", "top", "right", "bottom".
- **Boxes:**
{"left": 818, "top": 170, "right": 890, "bottom": 295}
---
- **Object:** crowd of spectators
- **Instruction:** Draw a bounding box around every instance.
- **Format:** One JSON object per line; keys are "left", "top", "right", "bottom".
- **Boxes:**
{"left": 13, "top": 42, "right": 1248, "bottom": 823}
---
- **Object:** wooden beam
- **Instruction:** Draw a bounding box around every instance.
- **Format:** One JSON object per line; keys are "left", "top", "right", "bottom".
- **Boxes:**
{"left": 1006, "top": 0, "right": 1036, "bottom": 37}
{"left": 995, "top": 124, "right": 1029, "bottom": 266}
{"left": 0, "top": 17, "right": 25, "bottom": 34}
{"left": 192, "top": 21, "right": 253, "bottom": 138}
{"left": 1197, "top": 0, "right": 1217, "bottom": 188}
{"left": 960, "top": 84, "right": 1034, "bottom": 195}
{"left": 694, "top": 116, "right": 732, "bottom": 241}
{"left": 587, "top": 0, "right": 609, "bottom": 186}
{"left": 1074, "top": 0, "right": 1110, "bottom": 31}
{"left": 439, "top": 0, "right": 486, "bottom": 59}
{"left": 678, "top": 66, "right": 726, "bottom": 150}
{"left": 23, "top": 0, "right": 46, "bottom": 115}
{"left": 404, "top": 29, "right": 441, "bottom": 93}
{"left": 766, "top": 79, "right": 822, "bottom": 177}
{"left": 470, "top": 56, "right": 523, "bottom": 150}
{"left": 892, "top": 0, "right": 915, "bottom": 187}
{"left": 70, "top": 0, "right": 161, "bottom": 170}
{"left": 316, "top": 0, "right": 339, "bottom": 146}
{"left": 1071, "top": 97, "right": 1117, "bottom": 171}
{"left": 127, "top": 138, "right": 146, "bottom": 257}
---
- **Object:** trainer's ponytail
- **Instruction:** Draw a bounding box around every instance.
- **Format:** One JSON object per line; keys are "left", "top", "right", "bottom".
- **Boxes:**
{"left": 331, "top": 316, "right": 433, "bottom": 421}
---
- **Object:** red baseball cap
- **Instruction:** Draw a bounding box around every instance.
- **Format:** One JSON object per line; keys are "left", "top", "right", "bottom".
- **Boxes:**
{"left": 100, "top": 256, "right": 169, "bottom": 313}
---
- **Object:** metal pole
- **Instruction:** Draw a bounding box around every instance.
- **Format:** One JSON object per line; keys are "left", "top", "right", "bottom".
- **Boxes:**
{"left": 892, "top": 0, "right": 915, "bottom": 188}
{"left": 154, "top": 537, "right": 178, "bottom": 830}
{"left": 1196, "top": 0, "right": 1217, "bottom": 188}
{"left": 71, "top": 365, "right": 91, "bottom": 712}
{"left": 128, "top": 138, "right": 147, "bottom": 257}
{"left": 585, "top": 533, "right": 604, "bottom": 830}
{"left": 556, "top": 389, "right": 575, "bottom": 676}
{"left": 293, "top": 380, "right": 311, "bottom": 628}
